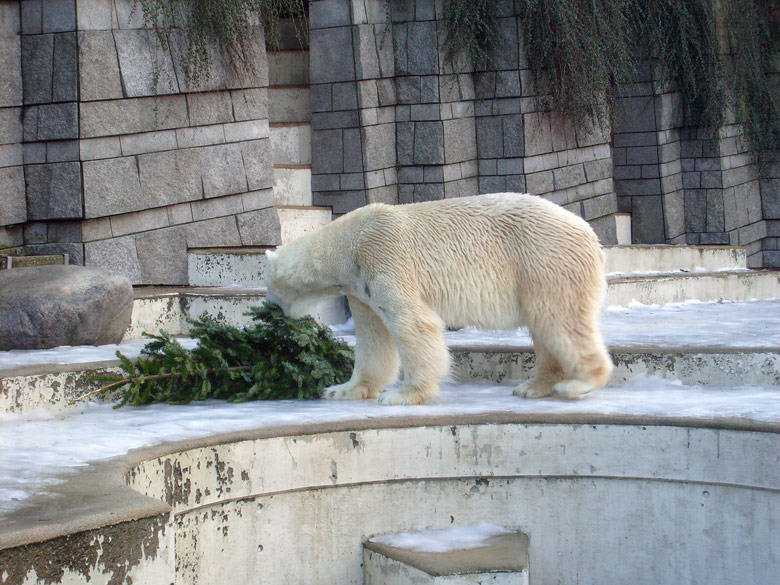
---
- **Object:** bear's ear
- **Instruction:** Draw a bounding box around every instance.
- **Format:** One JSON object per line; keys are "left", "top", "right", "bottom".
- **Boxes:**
{"left": 265, "top": 249, "right": 278, "bottom": 266}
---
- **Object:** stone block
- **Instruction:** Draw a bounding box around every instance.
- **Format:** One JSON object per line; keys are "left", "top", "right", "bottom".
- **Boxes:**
{"left": 0, "top": 143, "right": 22, "bottom": 167}
{"left": 311, "top": 84, "right": 333, "bottom": 112}
{"left": 523, "top": 111, "right": 552, "bottom": 156}
{"left": 398, "top": 166, "right": 423, "bottom": 183}
{"left": 584, "top": 158, "right": 612, "bottom": 182}
{"left": 479, "top": 175, "right": 506, "bottom": 194}
{"left": 237, "top": 208, "right": 282, "bottom": 246}
{"left": 0, "top": 2, "right": 19, "bottom": 36}
{"left": 224, "top": 119, "right": 270, "bottom": 143}
{"left": 201, "top": 143, "right": 248, "bottom": 198}
{"left": 0, "top": 108, "right": 22, "bottom": 145}
{"left": 614, "top": 96, "right": 656, "bottom": 133}
{"left": 410, "top": 104, "right": 439, "bottom": 121}
{"left": 706, "top": 189, "right": 724, "bottom": 232}
{"left": 79, "top": 136, "right": 122, "bottom": 161}
{"left": 414, "top": 121, "right": 444, "bottom": 165}
{"left": 0, "top": 166, "right": 25, "bottom": 225}
{"left": 21, "top": 142, "right": 43, "bottom": 168}
{"left": 496, "top": 157, "right": 523, "bottom": 175}
{"left": 414, "top": 182, "right": 444, "bottom": 201}
{"left": 312, "top": 110, "right": 360, "bottom": 130}
{"left": 310, "top": 27, "right": 355, "bottom": 84}
{"left": 80, "top": 95, "right": 189, "bottom": 138}
{"left": 343, "top": 127, "right": 364, "bottom": 173}
{"left": 488, "top": 17, "right": 519, "bottom": 70}
{"left": 135, "top": 226, "right": 188, "bottom": 284}
{"left": 340, "top": 172, "right": 364, "bottom": 190}
{"left": 231, "top": 88, "right": 268, "bottom": 122}
{"left": 176, "top": 125, "right": 226, "bottom": 150}
{"left": 42, "top": 0, "right": 75, "bottom": 32}
{"left": 53, "top": 32, "right": 77, "bottom": 101}
{"left": 184, "top": 216, "right": 242, "bottom": 248}
{"left": 582, "top": 193, "right": 618, "bottom": 220}
{"left": 23, "top": 221, "right": 47, "bottom": 244}
{"left": 420, "top": 75, "right": 439, "bottom": 103}
{"left": 553, "top": 164, "right": 586, "bottom": 190}
{"left": 310, "top": 0, "right": 351, "bottom": 29}
{"left": 617, "top": 178, "right": 660, "bottom": 196}
{"left": 20, "top": 1, "right": 43, "bottom": 34}
{"left": 46, "top": 139, "right": 79, "bottom": 162}
{"left": 138, "top": 149, "right": 203, "bottom": 208}
{"left": 551, "top": 114, "right": 577, "bottom": 152}
{"left": 762, "top": 179, "right": 780, "bottom": 219}
{"left": 78, "top": 31, "right": 122, "bottom": 101}
{"left": 114, "top": 29, "right": 179, "bottom": 97}
{"left": 76, "top": 0, "right": 115, "bottom": 30}
{"left": 362, "top": 123, "right": 394, "bottom": 171}
{"left": 354, "top": 24, "right": 380, "bottom": 79}
{"left": 121, "top": 130, "right": 179, "bottom": 156}
{"left": 395, "top": 76, "right": 420, "bottom": 104}
{"left": 631, "top": 194, "right": 666, "bottom": 243}
{"left": 109, "top": 207, "right": 169, "bottom": 237}
{"left": 21, "top": 34, "right": 52, "bottom": 104}
{"left": 82, "top": 156, "right": 141, "bottom": 218}
{"left": 701, "top": 170, "right": 723, "bottom": 189}
{"left": 241, "top": 138, "right": 275, "bottom": 191}
{"left": 311, "top": 173, "right": 340, "bottom": 191}
{"left": 403, "top": 21, "right": 437, "bottom": 75}
{"left": 312, "top": 129, "right": 343, "bottom": 173}
{"left": 506, "top": 174, "right": 526, "bottom": 192}
{"left": 526, "top": 170, "right": 553, "bottom": 194}
{"left": 626, "top": 145, "right": 658, "bottom": 166}
{"left": 684, "top": 190, "right": 707, "bottom": 232}
{"left": 25, "top": 102, "right": 78, "bottom": 141}
{"left": 187, "top": 91, "right": 234, "bottom": 126}
{"left": 190, "top": 193, "right": 244, "bottom": 222}
{"left": 502, "top": 114, "right": 524, "bottom": 158}
{"left": 376, "top": 78, "right": 395, "bottom": 106}
{"left": 81, "top": 217, "right": 112, "bottom": 241}
{"left": 25, "top": 161, "right": 82, "bottom": 220}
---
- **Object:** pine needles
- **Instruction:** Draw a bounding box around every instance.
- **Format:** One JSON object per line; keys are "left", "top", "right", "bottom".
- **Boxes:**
{"left": 83, "top": 304, "right": 354, "bottom": 407}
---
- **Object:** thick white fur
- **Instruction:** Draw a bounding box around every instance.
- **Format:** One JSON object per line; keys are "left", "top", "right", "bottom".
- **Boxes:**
{"left": 264, "top": 193, "right": 613, "bottom": 405}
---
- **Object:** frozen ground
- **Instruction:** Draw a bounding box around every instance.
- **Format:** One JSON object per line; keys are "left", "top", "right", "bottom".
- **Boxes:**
{"left": 1, "top": 299, "right": 779, "bottom": 518}
{"left": 0, "top": 300, "right": 779, "bottom": 372}
{"left": 2, "top": 376, "right": 780, "bottom": 517}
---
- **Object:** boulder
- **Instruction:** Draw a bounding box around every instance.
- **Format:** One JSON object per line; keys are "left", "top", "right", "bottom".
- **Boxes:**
{"left": 0, "top": 265, "right": 133, "bottom": 350}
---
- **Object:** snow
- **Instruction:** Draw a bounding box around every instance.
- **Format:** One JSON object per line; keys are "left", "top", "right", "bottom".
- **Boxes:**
{"left": 371, "top": 523, "right": 515, "bottom": 553}
{"left": 1, "top": 299, "right": 780, "bottom": 518}
{"left": 2, "top": 377, "right": 780, "bottom": 517}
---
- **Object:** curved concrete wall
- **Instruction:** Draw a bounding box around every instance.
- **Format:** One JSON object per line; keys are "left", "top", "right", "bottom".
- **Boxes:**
{"left": 119, "top": 418, "right": 779, "bottom": 585}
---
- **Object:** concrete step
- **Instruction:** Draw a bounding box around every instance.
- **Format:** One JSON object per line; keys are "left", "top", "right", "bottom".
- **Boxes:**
{"left": 604, "top": 245, "right": 746, "bottom": 273}
{"left": 278, "top": 205, "right": 331, "bottom": 243}
{"left": 606, "top": 269, "right": 778, "bottom": 306}
{"left": 267, "top": 49, "right": 309, "bottom": 86}
{"left": 270, "top": 122, "right": 311, "bottom": 166}
{"left": 268, "top": 86, "right": 310, "bottom": 123}
{"left": 273, "top": 165, "right": 312, "bottom": 206}
{"left": 364, "top": 526, "right": 529, "bottom": 585}
{"left": 128, "top": 287, "right": 348, "bottom": 340}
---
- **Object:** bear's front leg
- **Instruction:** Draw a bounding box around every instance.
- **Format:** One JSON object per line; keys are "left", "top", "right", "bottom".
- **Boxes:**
{"left": 377, "top": 302, "right": 450, "bottom": 406}
{"left": 322, "top": 296, "right": 399, "bottom": 400}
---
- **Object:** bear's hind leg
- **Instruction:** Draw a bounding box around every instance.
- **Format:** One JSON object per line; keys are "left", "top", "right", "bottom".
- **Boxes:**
{"left": 322, "top": 296, "right": 400, "bottom": 400}
{"left": 377, "top": 303, "right": 450, "bottom": 406}
{"left": 513, "top": 343, "right": 563, "bottom": 399}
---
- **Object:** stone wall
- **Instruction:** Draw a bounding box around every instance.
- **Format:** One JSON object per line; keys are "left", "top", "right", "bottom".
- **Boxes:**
{"left": 0, "top": 0, "right": 282, "bottom": 284}
{"left": 310, "top": 0, "right": 620, "bottom": 244}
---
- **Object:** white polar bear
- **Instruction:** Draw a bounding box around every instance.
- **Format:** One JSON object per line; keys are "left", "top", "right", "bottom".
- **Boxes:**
{"left": 264, "top": 192, "right": 613, "bottom": 405}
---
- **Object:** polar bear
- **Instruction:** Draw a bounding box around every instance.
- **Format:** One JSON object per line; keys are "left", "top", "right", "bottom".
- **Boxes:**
{"left": 264, "top": 192, "right": 613, "bottom": 405}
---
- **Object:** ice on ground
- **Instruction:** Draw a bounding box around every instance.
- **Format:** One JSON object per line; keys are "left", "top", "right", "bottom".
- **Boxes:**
{"left": 371, "top": 523, "right": 515, "bottom": 552}
{"left": 2, "top": 300, "right": 779, "bottom": 372}
{"left": 2, "top": 376, "right": 780, "bottom": 518}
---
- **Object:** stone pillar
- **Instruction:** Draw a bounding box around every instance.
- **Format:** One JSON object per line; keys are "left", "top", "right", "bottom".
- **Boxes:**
{"left": 0, "top": 1, "right": 24, "bottom": 251}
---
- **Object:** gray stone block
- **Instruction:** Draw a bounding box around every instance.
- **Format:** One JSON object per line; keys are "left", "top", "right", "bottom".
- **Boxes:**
{"left": 626, "top": 145, "right": 658, "bottom": 166}
{"left": 584, "top": 158, "right": 612, "bottom": 182}
{"left": 496, "top": 157, "right": 524, "bottom": 175}
{"left": 137, "top": 149, "right": 202, "bottom": 208}
{"left": 42, "top": 0, "right": 75, "bottom": 32}
{"left": 27, "top": 102, "right": 78, "bottom": 141}
{"left": 390, "top": 0, "right": 414, "bottom": 22}
{"left": 614, "top": 96, "right": 656, "bottom": 133}
{"left": 395, "top": 76, "right": 420, "bottom": 104}
{"left": 46, "top": 139, "right": 79, "bottom": 162}
{"left": 423, "top": 165, "right": 444, "bottom": 183}
{"left": 683, "top": 172, "right": 700, "bottom": 190}
{"left": 763, "top": 179, "right": 780, "bottom": 219}
{"left": 398, "top": 166, "right": 423, "bottom": 183}
{"left": 237, "top": 208, "right": 282, "bottom": 246}
{"left": 47, "top": 219, "right": 82, "bottom": 243}
{"left": 706, "top": 189, "right": 724, "bottom": 232}
{"left": 311, "top": 84, "right": 333, "bottom": 112}
{"left": 684, "top": 190, "right": 707, "bottom": 232}
{"left": 187, "top": 91, "right": 234, "bottom": 126}
{"left": 410, "top": 104, "right": 439, "bottom": 121}
{"left": 114, "top": 29, "right": 179, "bottom": 97}
{"left": 84, "top": 235, "right": 142, "bottom": 283}
{"left": 312, "top": 128, "right": 343, "bottom": 173}
{"left": 312, "top": 110, "right": 360, "bottom": 130}
{"left": 420, "top": 75, "right": 439, "bottom": 103}
{"left": 0, "top": 166, "right": 25, "bottom": 225}
{"left": 396, "top": 122, "right": 414, "bottom": 166}
{"left": 0, "top": 108, "right": 22, "bottom": 146}
{"left": 21, "top": 34, "right": 53, "bottom": 104}
{"left": 185, "top": 216, "right": 241, "bottom": 248}
{"left": 377, "top": 78, "right": 396, "bottom": 106}
{"left": 479, "top": 175, "right": 506, "bottom": 194}
{"left": 404, "top": 21, "right": 437, "bottom": 75}
{"left": 21, "top": 0, "right": 42, "bottom": 35}
{"left": 523, "top": 111, "right": 552, "bottom": 156}
{"left": 700, "top": 232, "right": 730, "bottom": 245}
{"left": 78, "top": 31, "right": 123, "bottom": 101}
{"left": 502, "top": 114, "right": 524, "bottom": 157}
{"left": 240, "top": 138, "right": 275, "bottom": 191}
{"left": 616, "top": 178, "right": 660, "bottom": 196}
{"left": 0, "top": 143, "right": 22, "bottom": 167}
{"left": 340, "top": 172, "right": 365, "bottom": 190}
{"left": 133, "top": 226, "right": 187, "bottom": 284}
{"left": 414, "top": 182, "right": 443, "bottom": 201}
{"left": 23, "top": 221, "right": 47, "bottom": 244}
{"left": 613, "top": 131, "right": 657, "bottom": 148}
{"left": 397, "top": 183, "right": 413, "bottom": 204}
{"left": 581, "top": 193, "right": 618, "bottom": 221}
{"left": 354, "top": 24, "right": 381, "bottom": 79}
{"left": 80, "top": 95, "right": 189, "bottom": 138}
{"left": 313, "top": 190, "right": 367, "bottom": 214}
{"left": 310, "top": 27, "right": 355, "bottom": 84}
{"left": 25, "top": 161, "right": 82, "bottom": 220}
{"left": 52, "top": 32, "right": 77, "bottom": 102}
{"left": 395, "top": 104, "right": 410, "bottom": 122}
{"left": 201, "top": 143, "right": 249, "bottom": 198}
{"left": 506, "top": 175, "right": 526, "bottom": 193}
{"left": 311, "top": 173, "right": 340, "bottom": 191}
{"left": 415, "top": 0, "right": 435, "bottom": 20}
{"left": 310, "top": 0, "right": 351, "bottom": 29}
{"left": 82, "top": 156, "right": 142, "bottom": 218}
{"left": 231, "top": 88, "right": 268, "bottom": 122}
{"left": 332, "top": 82, "right": 358, "bottom": 111}
{"left": 633, "top": 194, "right": 666, "bottom": 243}
{"left": 443, "top": 117, "right": 476, "bottom": 164}
{"left": 23, "top": 142, "right": 45, "bottom": 164}
{"left": 0, "top": 264, "right": 132, "bottom": 350}
{"left": 526, "top": 170, "right": 553, "bottom": 194}
{"left": 413, "top": 121, "right": 444, "bottom": 165}
{"left": 362, "top": 123, "right": 394, "bottom": 171}
{"left": 343, "top": 127, "right": 364, "bottom": 173}
{"left": 488, "top": 17, "right": 519, "bottom": 70}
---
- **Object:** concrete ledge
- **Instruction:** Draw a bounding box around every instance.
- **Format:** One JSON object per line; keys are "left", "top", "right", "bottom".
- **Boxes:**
{"left": 604, "top": 245, "right": 746, "bottom": 273}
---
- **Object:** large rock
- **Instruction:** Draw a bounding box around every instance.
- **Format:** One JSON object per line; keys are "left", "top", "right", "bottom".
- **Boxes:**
{"left": 0, "top": 265, "right": 133, "bottom": 350}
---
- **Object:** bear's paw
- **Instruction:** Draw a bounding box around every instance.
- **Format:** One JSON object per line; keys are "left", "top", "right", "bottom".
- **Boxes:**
{"left": 513, "top": 380, "right": 555, "bottom": 399}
